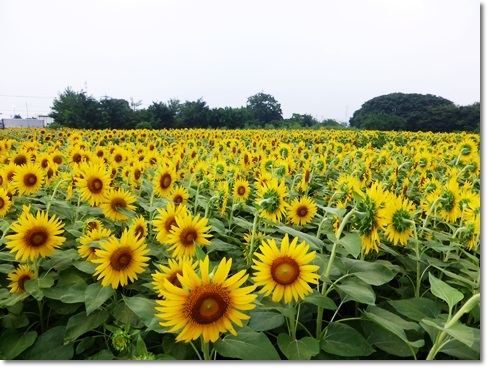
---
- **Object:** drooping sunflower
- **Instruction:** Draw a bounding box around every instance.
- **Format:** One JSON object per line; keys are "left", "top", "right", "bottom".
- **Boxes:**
{"left": 78, "top": 227, "right": 113, "bottom": 262}
{"left": 383, "top": 195, "right": 416, "bottom": 246}
{"left": 99, "top": 188, "right": 137, "bottom": 222}
{"left": 5, "top": 210, "right": 66, "bottom": 262}
{"left": 153, "top": 203, "right": 190, "bottom": 245}
{"left": 256, "top": 178, "right": 288, "bottom": 223}
{"left": 151, "top": 257, "right": 198, "bottom": 297}
{"left": 128, "top": 215, "right": 149, "bottom": 241}
{"left": 233, "top": 178, "right": 251, "bottom": 202}
{"left": 153, "top": 164, "right": 178, "bottom": 198}
{"left": 77, "top": 162, "right": 112, "bottom": 206}
{"left": 155, "top": 256, "right": 257, "bottom": 343}
{"left": 166, "top": 213, "right": 212, "bottom": 259}
{"left": 7, "top": 264, "right": 36, "bottom": 293}
{"left": 438, "top": 177, "right": 462, "bottom": 224}
{"left": 12, "top": 162, "right": 44, "bottom": 196}
{"left": 287, "top": 196, "right": 317, "bottom": 226}
{"left": 92, "top": 229, "right": 151, "bottom": 289}
{"left": 0, "top": 187, "right": 12, "bottom": 217}
{"left": 252, "top": 233, "right": 319, "bottom": 304}
{"left": 168, "top": 185, "right": 189, "bottom": 206}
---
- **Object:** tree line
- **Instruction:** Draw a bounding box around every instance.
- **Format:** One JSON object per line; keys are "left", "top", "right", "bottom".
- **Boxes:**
{"left": 48, "top": 88, "right": 343, "bottom": 130}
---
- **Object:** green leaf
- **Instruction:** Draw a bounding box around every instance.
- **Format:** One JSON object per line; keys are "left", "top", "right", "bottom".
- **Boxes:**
{"left": 43, "top": 280, "right": 87, "bottom": 303}
{"left": 321, "top": 322, "right": 375, "bottom": 357}
{"left": 361, "top": 320, "right": 416, "bottom": 358}
{"left": 317, "top": 206, "right": 347, "bottom": 218}
{"left": 443, "top": 322, "right": 480, "bottom": 352}
{"left": 0, "top": 263, "right": 15, "bottom": 274}
{"left": 439, "top": 339, "right": 480, "bottom": 360}
{"left": 84, "top": 282, "right": 114, "bottom": 315}
{"left": 64, "top": 310, "right": 109, "bottom": 344}
{"left": 248, "top": 310, "right": 285, "bottom": 331}
{"left": 73, "top": 259, "right": 97, "bottom": 274}
{"left": 336, "top": 277, "right": 376, "bottom": 305}
{"left": 364, "top": 305, "right": 421, "bottom": 333}
{"left": 276, "top": 225, "right": 323, "bottom": 250}
{"left": 304, "top": 291, "right": 337, "bottom": 310}
{"left": 337, "top": 232, "right": 362, "bottom": 258}
{"left": 277, "top": 334, "right": 320, "bottom": 360}
{"left": 22, "top": 326, "right": 74, "bottom": 360}
{"left": 0, "top": 330, "right": 38, "bottom": 359}
{"left": 428, "top": 273, "right": 464, "bottom": 311}
{"left": 214, "top": 327, "right": 280, "bottom": 360}
{"left": 389, "top": 297, "right": 443, "bottom": 322}
{"left": 341, "top": 258, "right": 397, "bottom": 286}
{"left": 123, "top": 295, "right": 166, "bottom": 333}
{"left": 23, "top": 274, "right": 55, "bottom": 301}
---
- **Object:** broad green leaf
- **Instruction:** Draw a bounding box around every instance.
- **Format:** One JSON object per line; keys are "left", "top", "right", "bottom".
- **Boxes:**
{"left": 277, "top": 334, "right": 320, "bottom": 360}
{"left": 276, "top": 225, "right": 323, "bottom": 250}
{"left": 321, "top": 322, "right": 375, "bottom": 357}
{"left": 22, "top": 326, "right": 74, "bottom": 360}
{"left": 88, "top": 349, "right": 115, "bottom": 360}
{"left": 123, "top": 295, "right": 166, "bottom": 333}
{"left": 337, "top": 232, "right": 362, "bottom": 258}
{"left": 317, "top": 206, "right": 347, "bottom": 218}
{"left": 73, "top": 260, "right": 97, "bottom": 274}
{"left": 76, "top": 337, "right": 95, "bottom": 354}
{"left": 305, "top": 291, "right": 337, "bottom": 310}
{"left": 214, "top": 327, "right": 280, "bottom": 360}
{"left": 341, "top": 258, "right": 397, "bottom": 286}
{"left": 0, "top": 290, "right": 29, "bottom": 308}
{"left": 46, "top": 249, "right": 80, "bottom": 271}
{"left": 439, "top": 339, "right": 480, "bottom": 360}
{"left": 365, "top": 305, "right": 421, "bottom": 333}
{"left": 444, "top": 323, "right": 480, "bottom": 352}
{"left": 389, "top": 297, "right": 443, "bottom": 322}
{"left": 336, "top": 277, "right": 376, "bottom": 305}
{"left": 361, "top": 320, "right": 417, "bottom": 358}
{"left": 64, "top": 310, "right": 109, "bottom": 344}
{"left": 249, "top": 310, "right": 285, "bottom": 331}
{"left": 0, "top": 263, "right": 15, "bottom": 274}
{"left": 23, "top": 274, "right": 55, "bottom": 301}
{"left": 84, "top": 282, "right": 114, "bottom": 315}
{"left": 43, "top": 281, "right": 87, "bottom": 303}
{"left": 429, "top": 273, "right": 464, "bottom": 311}
{"left": 0, "top": 330, "right": 37, "bottom": 359}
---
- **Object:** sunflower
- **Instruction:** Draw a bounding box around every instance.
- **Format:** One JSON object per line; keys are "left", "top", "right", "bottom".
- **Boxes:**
{"left": 153, "top": 203, "right": 190, "bottom": 245}
{"left": 153, "top": 165, "right": 177, "bottom": 198}
{"left": 0, "top": 187, "right": 12, "bottom": 217}
{"left": 155, "top": 256, "right": 257, "bottom": 343}
{"left": 5, "top": 210, "right": 66, "bottom": 262}
{"left": 129, "top": 215, "right": 149, "bottom": 241}
{"left": 151, "top": 257, "right": 198, "bottom": 297}
{"left": 233, "top": 178, "right": 251, "bottom": 202}
{"left": 84, "top": 218, "right": 103, "bottom": 233}
{"left": 438, "top": 177, "right": 462, "bottom": 224}
{"left": 12, "top": 162, "right": 44, "bottom": 196}
{"left": 78, "top": 227, "right": 113, "bottom": 262}
{"left": 92, "top": 229, "right": 151, "bottom": 289}
{"left": 287, "top": 196, "right": 317, "bottom": 226}
{"left": 7, "top": 264, "right": 36, "bottom": 293}
{"left": 77, "top": 162, "right": 112, "bottom": 206}
{"left": 252, "top": 233, "right": 319, "bottom": 304}
{"left": 168, "top": 185, "right": 189, "bottom": 206}
{"left": 100, "top": 188, "right": 137, "bottom": 222}
{"left": 383, "top": 195, "right": 416, "bottom": 246}
{"left": 256, "top": 178, "right": 288, "bottom": 223}
{"left": 166, "top": 213, "right": 212, "bottom": 259}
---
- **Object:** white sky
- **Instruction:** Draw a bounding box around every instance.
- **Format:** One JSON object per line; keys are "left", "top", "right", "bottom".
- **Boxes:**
{"left": 0, "top": 0, "right": 481, "bottom": 122}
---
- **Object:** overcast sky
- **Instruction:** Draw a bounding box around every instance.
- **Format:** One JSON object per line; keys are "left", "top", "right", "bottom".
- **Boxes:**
{"left": 0, "top": 0, "right": 481, "bottom": 122}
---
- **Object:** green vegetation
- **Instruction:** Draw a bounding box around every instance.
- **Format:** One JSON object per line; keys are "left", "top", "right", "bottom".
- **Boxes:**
{"left": 349, "top": 93, "right": 479, "bottom": 132}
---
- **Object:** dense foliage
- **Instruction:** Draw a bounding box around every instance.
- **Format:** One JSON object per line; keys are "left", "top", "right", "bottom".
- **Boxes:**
{"left": 349, "top": 93, "right": 480, "bottom": 132}
{"left": 0, "top": 127, "right": 480, "bottom": 360}
{"left": 49, "top": 88, "right": 343, "bottom": 130}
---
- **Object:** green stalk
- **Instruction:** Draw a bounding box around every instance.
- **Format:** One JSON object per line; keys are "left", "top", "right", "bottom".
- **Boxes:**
{"left": 247, "top": 209, "right": 260, "bottom": 267}
{"left": 45, "top": 178, "right": 67, "bottom": 213}
{"left": 426, "top": 293, "right": 480, "bottom": 360}
{"left": 201, "top": 337, "right": 211, "bottom": 360}
{"left": 419, "top": 197, "right": 442, "bottom": 238}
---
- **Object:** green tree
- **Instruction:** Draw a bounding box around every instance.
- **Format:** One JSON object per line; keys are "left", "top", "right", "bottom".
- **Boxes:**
{"left": 246, "top": 92, "right": 283, "bottom": 125}
{"left": 50, "top": 87, "right": 101, "bottom": 128}
{"left": 361, "top": 113, "right": 406, "bottom": 131}
{"left": 99, "top": 98, "right": 134, "bottom": 129}
{"left": 179, "top": 98, "right": 210, "bottom": 128}
{"left": 146, "top": 101, "right": 175, "bottom": 129}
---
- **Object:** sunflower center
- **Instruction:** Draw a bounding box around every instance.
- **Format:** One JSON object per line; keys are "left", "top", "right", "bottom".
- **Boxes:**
{"left": 73, "top": 153, "right": 82, "bottom": 163}
{"left": 41, "top": 158, "right": 49, "bottom": 168}
{"left": 114, "top": 154, "right": 123, "bottom": 163}
{"left": 237, "top": 186, "right": 246, "bottom": 196}
{"left": 111, "top": 198, "right": 127, "bottom": 210}
{"left": 18, "top": 275, "right": 32, "bottom": 291}
{"left": 0, "top": 198, "right": 4, "bottom": 208}
{"left": 88, "top": 178, "right": 104, "bottom": 193}
{"left": 271, "top": 256, "right": 300, "bottom": 285}
{"left": 165, "top": 217, "right": 177, "bottom": 232}
{"left": 134, "top": 225, "right": 145, "bottom": 240}
{"left": 187, "top": 284, "right": 230, "bottom": 325}
{"left": 297, "top": 205, "right": 308, "bottom": 218}
{"left": 180, "top": 229, "right": 197, "bottom": 246}
{"left": 160, "top": 174, "right": 172, "bottom": 189}
{"left": 53, "top": 155, "right": 63, "bottom": 164}
{"left": 26, "top": 228, "right": 48, "bottom": 248}
{"left": 14, "top": 155, "right": 28, "bottom": 166}
{"left": 110, "top": 247, "right": 133, "bottom": 271}
{"left": 173, "top": 195, "right": 183, "bottom": 204}
{"left": 134, "top": 169, "right": 141, "bottom": 180}
{"left": 24, "top": 173, "right": 38, "bottom": 187}
{"left": 167, "top": 272, "right": 182, "bottom": 288}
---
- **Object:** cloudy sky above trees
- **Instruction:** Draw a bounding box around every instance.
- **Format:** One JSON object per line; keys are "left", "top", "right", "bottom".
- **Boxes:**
{"left": 0, "top": 0, "right": 480, "bottom": 122}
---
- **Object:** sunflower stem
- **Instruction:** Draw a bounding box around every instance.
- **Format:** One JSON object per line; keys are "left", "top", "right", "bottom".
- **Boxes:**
{"left": 189, "top": 341, "right": 203, "bottom": 360}
{"left": 420, "top": 197, "right": 442, "bottom": 238}
{"left": 404, "top": 219, "right": 421, "bottom": 298}
{"left": 45, "top": 178, "right": 67, "bottom": 213}
{"left": 247, "top": 209, "right": 260, "bottom": 267}
{"left": 201, "top": 337, "right": 211, "bottom": 360}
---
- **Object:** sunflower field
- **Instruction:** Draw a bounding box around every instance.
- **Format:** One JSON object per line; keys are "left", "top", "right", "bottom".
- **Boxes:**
{"left": 0, "top": 127, "right": 480, "bottom": 360}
